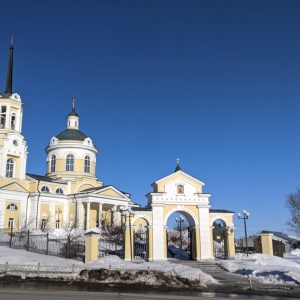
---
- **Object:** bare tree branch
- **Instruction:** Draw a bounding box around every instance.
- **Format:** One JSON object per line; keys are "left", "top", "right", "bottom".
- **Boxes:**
{"left": 286, "top": 187, "right": 300, "bottom": 234}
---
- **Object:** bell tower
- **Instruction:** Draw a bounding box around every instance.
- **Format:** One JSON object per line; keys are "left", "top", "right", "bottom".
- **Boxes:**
{"left": 0, "top": 38, "right": 28, "bottom": 180}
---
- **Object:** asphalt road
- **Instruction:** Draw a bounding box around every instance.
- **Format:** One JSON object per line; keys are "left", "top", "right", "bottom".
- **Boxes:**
{"left": 0, "top": 288, "right": 229, "bottom": 300}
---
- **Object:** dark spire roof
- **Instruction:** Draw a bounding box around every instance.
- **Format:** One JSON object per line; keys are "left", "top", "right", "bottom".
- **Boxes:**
{"left": 4, "top": 37, "right": 14, "bottom": 96}
{"left": 174, "top": 158, "right": 181, "bottom": 172}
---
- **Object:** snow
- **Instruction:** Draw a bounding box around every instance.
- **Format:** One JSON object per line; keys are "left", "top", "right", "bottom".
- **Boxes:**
{"left": 0, "top": 246, "right": 216, "bottom": 285}
{"left": 291, "top": 248, "right": 300, "bottom": 256}
{"left": 219, "top": 253, "right": 300, "bottom": 285}
{"left": 1, "top": 245, "right": 300, "bottom": 286}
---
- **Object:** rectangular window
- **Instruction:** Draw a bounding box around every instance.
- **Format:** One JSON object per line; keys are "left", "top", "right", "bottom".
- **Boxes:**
{"left": 8, "top": 218, "right": 14, "bottom": 229}
{"left": 56, "top": 220, "right": 60, "bottom": 229}
{"left": 41, "top": 219, "right": 47, "bottom": 230}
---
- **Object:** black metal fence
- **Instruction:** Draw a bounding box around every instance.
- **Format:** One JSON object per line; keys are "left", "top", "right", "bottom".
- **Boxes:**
{"left": 0, "top": 228, "right": 85, "bottom": 260}
{"left": 134, "top": 231, "right": 147, "bottom": 261}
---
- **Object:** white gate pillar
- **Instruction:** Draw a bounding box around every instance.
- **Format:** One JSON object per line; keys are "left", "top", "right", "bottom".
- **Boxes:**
{"left": 197, "top": 204, "right": 212, "bottom": 259}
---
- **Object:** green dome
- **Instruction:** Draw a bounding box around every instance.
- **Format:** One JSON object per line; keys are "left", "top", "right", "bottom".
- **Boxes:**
{"left": 56, "top": 129, "right": 88, "bottom": 141}
{"left": 68, "top": 110, "right": 79, "bottom": 117}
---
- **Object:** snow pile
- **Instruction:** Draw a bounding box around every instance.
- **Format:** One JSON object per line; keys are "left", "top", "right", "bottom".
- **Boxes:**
{"left": 291, "top": 249, "right": 300, "bottom": 257}
{"left": 0, "top": 246, "right": 216, "bottom": 286}
{"left": 2, "top": 245, "right": 300, "bottom": 287}
{"left": 87, "top": 255, "right": 217, "bottom": 285}
{"left": 220, "top": 253, "right": 300, "bottom": 284}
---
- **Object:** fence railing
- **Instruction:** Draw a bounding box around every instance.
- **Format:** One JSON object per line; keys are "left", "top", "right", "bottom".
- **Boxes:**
{"left": 0, "top": 228, "right": 85, "bottom": 260}
{"left": 99, "top": 237, "right": 124, "bottom": 259}
{"left": 0, "top": 262, "right": 86, "bottom": 274}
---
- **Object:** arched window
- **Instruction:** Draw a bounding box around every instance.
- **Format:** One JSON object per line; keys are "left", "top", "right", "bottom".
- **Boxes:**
{"left": 177, "top": 185, "right": 184, "bottom": 194}
{"left": 7, "top": 203, "right": 18, "bottom": 210}
{"left": 6, "top": 158, "right": 14, "bottom": 178}
{"left": 41, "top": 186, "right": 50, "bottom": 193}
{"left": 50, "top": 155, "right": 56, "bottom": 172}
{"left": 84, "top": 155, "right": 90, "bottom": 173}
{"left": 66, "top": 154, "right": 74, "bottom": 171}
{"left": 55, "top": 188, "right": 64, "bottom": 194}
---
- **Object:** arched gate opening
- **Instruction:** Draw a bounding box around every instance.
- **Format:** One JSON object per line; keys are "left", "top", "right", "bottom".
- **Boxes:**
{"left": 166, "top": 210, "right": 197, "bottom": 260}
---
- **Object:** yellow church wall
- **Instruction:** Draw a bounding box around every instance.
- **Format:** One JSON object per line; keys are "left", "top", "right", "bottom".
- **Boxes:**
{"left": 51, "top": 157, "right": 97, "bottom": 176}
{"left": 162, "top": 204, "right": 200, "bottom": 225}
{"left": 101, "top": 208, "right": 112, "bottom": 225}
{"left": 209, "top": 214, "right": 233, "bottom": 226}
{"left": 4, "top": 200, "right": 21, "bottom": 230}
{"left": 40, "top": 204, "right": 50, "bottom": 218}
{"left": 98, "top": 188, "right": 122, "bottom": 197}
{"left": 39, "top": 203, "right": 50, "bottom": 229}
{"left": 72, "top": 178, "right": 102, "bottom": 193}
{"left": 5, "top": 185, "right": 24, "bottom": 192}
{"left": 89, "top": 205, "right": 98, "bottom": 228}
{"left": 133, "top": 217, "right": 149, "bottom": 230}
{"left": 54, "top": 205, "right": 64, "bottom": 228}
{"left": 76, "top": 159, "right": 85, "bottom": 172}
{"left": 10, "top": 107, "right": 18, "bottom": 114}
{"left": 69, "top": 204, "right": 76, "bottom": 219}
{"left": 77, "top": 184, "right": 96, "bottom": 192}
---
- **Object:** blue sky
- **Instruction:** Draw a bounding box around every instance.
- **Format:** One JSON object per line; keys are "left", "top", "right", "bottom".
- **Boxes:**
{"left": 0, "top": 0, "right": 300, "bottom": 237}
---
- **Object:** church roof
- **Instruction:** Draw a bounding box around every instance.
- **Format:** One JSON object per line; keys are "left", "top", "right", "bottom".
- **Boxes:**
{"left": 26, "top": 173, "right": 67, "bottom": 184}
{"left": 68, "top": 110, "right": 79, "bottom": 117}
{"left": 56, "top": 129, "right": 88, "bottom": 141}
{"left": 209, "top": 209, "right": 235, "bottom": 214}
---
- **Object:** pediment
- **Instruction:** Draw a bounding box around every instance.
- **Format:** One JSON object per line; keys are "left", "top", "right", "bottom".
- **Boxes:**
{"left": 94, "top": 186, "right": 129, "bottom": 199}
{"left": 0, "top": 182, "right": 28, "bottom": 193}
{"left": 152, "top": 170, "right": 205, "bottom": 193}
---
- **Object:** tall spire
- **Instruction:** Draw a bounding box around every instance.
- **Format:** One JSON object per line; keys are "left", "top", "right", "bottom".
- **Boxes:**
{"left": 4, "top": 36, "right": 14, "bottom": 95}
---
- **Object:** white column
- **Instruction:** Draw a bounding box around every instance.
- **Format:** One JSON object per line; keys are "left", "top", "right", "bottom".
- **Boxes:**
{"left": 197, "top": 204, "right": 212, "bottom": 259}
{"left": 152, "top": 204, "right": 165, "bottom": 260}
{"left": 86, "top": 202, "right": 91, "bottom": 231}
{"left": 77, "top": 200, "right": 84, "bottom": 230}
{"left": 49, "top": 203, "right": 55, "bottom": 229}
{"left": 5, "top": 105, "right": 10, "bottom": 129}
{"left": 113, "top": 205, "right": 117, "bottom": 225}
{"left": 98, "top": 203, "right": 102, "bottom": 227}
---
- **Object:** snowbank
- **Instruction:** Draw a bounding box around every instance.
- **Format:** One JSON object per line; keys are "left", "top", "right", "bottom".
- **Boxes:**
{"left": 219, "top": 253, "right": 300, "bottom": 284}
{"left": 0, "top": 246, "right": 216, "bottom": 286}
{"left": 291, "top": 248, "right": 300, "bottom": 257}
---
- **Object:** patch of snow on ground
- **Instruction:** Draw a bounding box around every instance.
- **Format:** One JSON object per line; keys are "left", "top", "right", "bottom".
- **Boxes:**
{"left": 219, "top": 253, "right": 300, "bottom": 285}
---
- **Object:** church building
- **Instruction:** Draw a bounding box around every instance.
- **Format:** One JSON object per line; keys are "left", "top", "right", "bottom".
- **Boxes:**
{"left": 0, "top": 40, "right": 134, "bottom": 232}
{"left": 0, "top": 40, "right": 236, "bottom": 260}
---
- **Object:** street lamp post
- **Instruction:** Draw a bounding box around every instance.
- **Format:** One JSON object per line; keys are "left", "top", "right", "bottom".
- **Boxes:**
{"left": 175, "top": 215, "right": 185, "bottom": 249}
{"left": 237, "top": 210, "right": 250, "bottom": 256}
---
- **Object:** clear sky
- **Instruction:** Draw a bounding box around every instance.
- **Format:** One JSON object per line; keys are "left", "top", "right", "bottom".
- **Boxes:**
{"left": 0, "top": 0, "right": 300, "bottom": 237}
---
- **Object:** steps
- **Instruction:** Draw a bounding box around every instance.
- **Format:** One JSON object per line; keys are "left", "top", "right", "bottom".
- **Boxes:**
{"left": 169, "top": 260, "right": 250, "bottom": 286}
{"left": 170, "top": 260, "right": 225, "bottom": 272}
